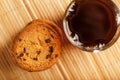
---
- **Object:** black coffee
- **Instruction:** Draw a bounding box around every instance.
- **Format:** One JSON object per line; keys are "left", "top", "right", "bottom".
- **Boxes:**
{"left": 66, "top": 0, "right": 117, "bottom": 47}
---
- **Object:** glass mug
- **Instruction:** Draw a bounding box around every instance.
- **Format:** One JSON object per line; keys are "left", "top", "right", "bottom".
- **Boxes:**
{"left": 63, "top": 0, "right": 120, "bottom": 52}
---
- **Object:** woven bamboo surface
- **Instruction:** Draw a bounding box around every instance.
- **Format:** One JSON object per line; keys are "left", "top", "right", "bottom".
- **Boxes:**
{"left": 0, "top": 0, "right": 120, "bottom": 80}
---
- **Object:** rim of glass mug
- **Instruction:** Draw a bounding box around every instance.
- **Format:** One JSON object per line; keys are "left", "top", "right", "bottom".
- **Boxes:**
{"left": 63, "top": 0, "right": 120, "bottom": 52}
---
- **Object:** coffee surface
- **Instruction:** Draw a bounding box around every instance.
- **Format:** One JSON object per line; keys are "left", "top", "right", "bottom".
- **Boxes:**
{"left": 66, "top": 0, "right": 117, "bottom": 46}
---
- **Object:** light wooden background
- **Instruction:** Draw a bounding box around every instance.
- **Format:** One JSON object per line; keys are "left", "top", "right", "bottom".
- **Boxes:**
{"left": 0, "top": 0, "right": 120, "bottom": 80}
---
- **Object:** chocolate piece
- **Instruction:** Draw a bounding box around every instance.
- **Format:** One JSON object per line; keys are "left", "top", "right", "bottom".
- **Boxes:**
{"left": 26, "top": 53, "right": 29, "bottom": 56}
{"left": 46, "top": 54, "right": 51, "bottom": 59}
{"left": 23, "top": 48, "right": 26, "bottom": 53}
{"left": 45, "top": 39, "right": 51, "bottom": 43}
{"left": 51, "top": 34, "right": 54, "bottom": 38}
{"left": 27, "top": 21, "right": 32, "bottom": 26}
{"left": 49, "top": 46, "right": 53, "bottom": 54}
{"left": 36, "top": 50, "right": 41, "bottom": 55}
{"left": 23, "top": 58, "right": 26, "bottom": 61}
{"left": 33, "top": 58, "right": 38, "bottom": 61}
{"left": 18, "top": 38, "right": 22, "bottom": 42}
{"left": 17, "top": 53, "right": 24, "bottom": 59}
{"left": 55, "top": 54, "right": 58, "bottom": 58}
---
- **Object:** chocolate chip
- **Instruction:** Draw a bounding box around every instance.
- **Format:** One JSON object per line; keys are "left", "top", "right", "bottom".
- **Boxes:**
{"left": 18, "top": 38, "right": 22, "bottom": 41}
{"left": 17, "top": 53, "right": 24, "bottom": 59}
{"left": 55, "top": 54, "right": 58, "bottom": 58}
{"left": 36, "top": 50, "right": 41, "bottom": 55}
{"left": 46, "top": 54, "right": 51, "bottom": 59}
{"left": 27, "top": 21, "right": 32, "bottom": 25}
{"left": 49, "top": 46, "right": 53, "bottom": 54}
{"left": 23, "top": 58, "right": 26, "bottom": 61}
{"left": 23, "top": 48, "right": 26, "bottom": 53}
{"left": 51, "top": 34, "right": 54, "bottom": 38}
{"left": 33, "top": 58, "right": 38, "bottom": 61}
{"left": 45, "top": 39, "right": 51, "bottom": 43}
{"left": 26, "top": 53, "right": 29, "bottom": 56}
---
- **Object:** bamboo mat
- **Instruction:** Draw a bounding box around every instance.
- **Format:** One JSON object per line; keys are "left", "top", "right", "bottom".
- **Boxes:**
{"left": 0, "top": 0, "right": 120, "bottom": 80}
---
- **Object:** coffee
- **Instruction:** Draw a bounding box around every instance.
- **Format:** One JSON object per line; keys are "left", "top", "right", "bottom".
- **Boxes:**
{"left": 65, "top": 0, "right": 117, "bottom": 48}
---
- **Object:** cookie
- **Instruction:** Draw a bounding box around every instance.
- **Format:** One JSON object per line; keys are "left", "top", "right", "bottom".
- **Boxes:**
{"left": 10, "top": 19, "right": 62, "bottom": 71}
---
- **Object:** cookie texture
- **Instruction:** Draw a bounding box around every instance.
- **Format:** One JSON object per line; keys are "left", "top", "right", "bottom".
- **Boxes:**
{"left": 11, "top": 19, "right": 62, "bottom": 71}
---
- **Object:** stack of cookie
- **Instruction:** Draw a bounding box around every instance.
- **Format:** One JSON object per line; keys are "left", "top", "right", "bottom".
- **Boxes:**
{"left": 11, "top": 20, "right": 62, "bottom": 72}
